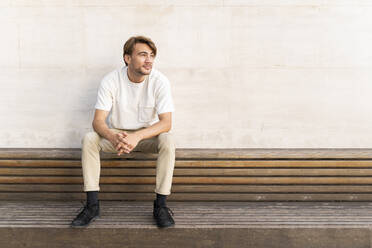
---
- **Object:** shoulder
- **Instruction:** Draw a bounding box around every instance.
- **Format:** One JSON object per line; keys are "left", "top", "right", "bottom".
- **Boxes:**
{"left": 149, "top": 68, "right": 171, "bottom": 88}
{"left": 100, "top": 68, "right": 121, "bottom": 88}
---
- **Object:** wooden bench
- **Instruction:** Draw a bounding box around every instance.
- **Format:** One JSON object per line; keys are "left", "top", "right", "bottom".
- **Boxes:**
{"left": 1, "top": 148, "right": 372, "bottom": 248}
{"left": 1, "top": 148, "right": 372, "bottom": 201}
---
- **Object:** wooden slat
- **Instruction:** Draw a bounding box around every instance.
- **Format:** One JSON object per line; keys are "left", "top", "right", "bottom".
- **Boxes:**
{"left": 2, "top": 176, "right": 372, "bottom": 184}
{"left": 2, "top": 160, "right": 372, "bottom": 168}
{"left": 0, "top": 192, "right": 372, "bottom": 201}
{"left": 2, "top": 167, "right": 372, "bottom": 176}
{"left": 2, "top": 184, "right": 372, "bottom": 193}
{"left": 1, "top": 148, "right": 372, "bottom": 159}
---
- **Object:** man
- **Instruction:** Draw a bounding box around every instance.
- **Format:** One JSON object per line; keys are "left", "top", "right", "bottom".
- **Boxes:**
{"left": 71, "top": 36, "right": 176, "bottom": 228}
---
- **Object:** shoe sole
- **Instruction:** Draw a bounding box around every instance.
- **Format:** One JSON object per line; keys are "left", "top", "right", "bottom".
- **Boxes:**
{"left": 153, "top": 216, "right": 175, "bottom": 228}
{"left": 70, "top": 215, "right": 100, "bottom": 228}
{"left": 158, "top": 222, "right": 175, "bottom": 228}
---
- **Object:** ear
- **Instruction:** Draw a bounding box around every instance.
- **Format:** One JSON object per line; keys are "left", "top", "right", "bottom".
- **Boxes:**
{"left": 124, "top": 54, "right": 131, "bottom": 65}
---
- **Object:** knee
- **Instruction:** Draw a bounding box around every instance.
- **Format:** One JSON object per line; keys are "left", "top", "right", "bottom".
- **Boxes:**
{"left": 158, "top": 132, "right": 176, "bottom": 152}
{"left": 82, "top": 132, "right": 100, "bottom": 146}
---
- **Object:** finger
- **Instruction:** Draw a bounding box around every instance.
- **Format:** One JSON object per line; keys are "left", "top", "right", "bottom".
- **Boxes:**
{"left": 116, "top": 142, "right": 127, "bottom": 151}
{"left": 118, "top": 133, "right": 127, "bottom": 139}
{"left": 122, "top": 146, "right": 130, "bottom": 153}
{"left": 115, "top": 142, "right": 122, "bottom": 150}
{"left": 118, "top": 136, "right": 126, "bottom": 143}
{"left": 116, "top": 144, "right": 121, "bottom": 151}
{"left": 116, "top": 133, "right": 125, "bottom": 141}
{"left": 121, "top": 139, "right": 130, "bottom": 146}
{"left": 118, "top": 147, "right": 127, "bottom": 155}
{"left": 119, "top": 142, "right": 131, "bottom": 151}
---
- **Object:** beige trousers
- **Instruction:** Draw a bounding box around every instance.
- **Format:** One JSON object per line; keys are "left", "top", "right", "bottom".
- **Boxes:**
{"left": 81, "top": 128, "right": 176, "bottom": 195}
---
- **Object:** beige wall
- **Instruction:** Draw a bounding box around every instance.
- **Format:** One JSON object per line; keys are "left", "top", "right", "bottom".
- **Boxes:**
{"left": 1, "top": 0, "right": 371, "bottom": 148}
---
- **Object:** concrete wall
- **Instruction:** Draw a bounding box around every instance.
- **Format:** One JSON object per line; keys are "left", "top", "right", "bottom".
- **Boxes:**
{"left": 1, "top": 0, "right": 371, "bottom": 148}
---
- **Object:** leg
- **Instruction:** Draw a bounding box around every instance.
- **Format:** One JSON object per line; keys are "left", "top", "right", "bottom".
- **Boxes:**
{"left": 133, "top": 132, "right": 176, "bottom": 195}
{"left": 81, "top": 130, "right": 120, "bottom": 192}
{"left": 155, "top": 132, "right": 176, "bottom": 195}
{"left": 127, "top": 131, "right": 176, "bottom": 228}
{"left": 81, "top": 132, "right": 101, "bottom": 192}
{"left": 72, "top": 129, "right": 120, "bottom": 227}
{"left": 127, "top": 130, "right": 177, "bottom": 229}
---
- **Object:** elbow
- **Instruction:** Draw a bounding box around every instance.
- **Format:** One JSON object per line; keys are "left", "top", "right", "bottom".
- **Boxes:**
{"left": 92, "top": 120, "right": 99, "bottom": 132}
{"left": 165, "top": 121, "right": 172, "bottom": 132}
{"left": 160, "top": 119, "right": 172, "bottom": 132}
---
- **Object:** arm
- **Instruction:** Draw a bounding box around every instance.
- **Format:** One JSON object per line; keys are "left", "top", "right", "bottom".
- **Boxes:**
{"left": 92, "top": 109, "right": 129, "bottom": 152}
{"left": 116, "top": 112, "right": 172, "bottom": 155}
{"left": 135, "top": 112, "right": 172, "bottom": 140}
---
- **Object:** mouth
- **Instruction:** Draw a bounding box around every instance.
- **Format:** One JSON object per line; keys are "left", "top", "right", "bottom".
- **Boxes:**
{"left": 143, "top": 65, "right": 152, "bottom": 70}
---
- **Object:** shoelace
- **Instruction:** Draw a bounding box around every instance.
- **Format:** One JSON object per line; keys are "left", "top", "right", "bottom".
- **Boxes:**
{"left": 75, "top": 201, "right": 86, "bottom": 214}
{"left": 157, "top": 206, "right": 174, "bottom": 216}
{"left": 75, "top": 201, "right": 94, "bottom": 219}
{"left": 165, "top": 207, "right": 174, "bottom": 216}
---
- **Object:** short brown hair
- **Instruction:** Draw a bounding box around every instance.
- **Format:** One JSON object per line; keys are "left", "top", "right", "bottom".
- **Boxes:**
{"left": 123, "top": 36, "right": 157, "bottom": 66}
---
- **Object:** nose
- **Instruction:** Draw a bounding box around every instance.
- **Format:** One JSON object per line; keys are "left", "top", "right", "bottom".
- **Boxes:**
{"left": 145, "top": 55, "right": 154, "bottom": 62}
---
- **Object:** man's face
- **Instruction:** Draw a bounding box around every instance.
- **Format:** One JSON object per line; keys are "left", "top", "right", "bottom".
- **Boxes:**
{"left": 125, "top": 43, "right": 155, "bottom": 76}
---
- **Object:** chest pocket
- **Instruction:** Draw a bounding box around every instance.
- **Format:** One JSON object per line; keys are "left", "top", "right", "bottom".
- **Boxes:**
{"left": 138, "top": 104, "right": 156, "bottom": 122}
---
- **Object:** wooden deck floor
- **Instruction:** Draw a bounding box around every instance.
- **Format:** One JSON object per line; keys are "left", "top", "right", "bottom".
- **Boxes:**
{"left": 2, "top": 201, "right": 372, "bottom": 248}
{"left": 1, "top": 201, "right": 372, "bottom": 228}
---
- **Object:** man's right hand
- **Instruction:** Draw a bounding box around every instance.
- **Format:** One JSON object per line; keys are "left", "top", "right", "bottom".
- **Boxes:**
{"left": 92, "top": 109, "right": 131, "bottom": 156}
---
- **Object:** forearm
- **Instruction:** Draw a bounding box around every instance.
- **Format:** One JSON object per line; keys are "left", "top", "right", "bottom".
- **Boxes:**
{"left": 135, "top": 120, "right": 171, "bottom": 141}
{"left": 92, "top": 120, "right": 115, "bottom": 142}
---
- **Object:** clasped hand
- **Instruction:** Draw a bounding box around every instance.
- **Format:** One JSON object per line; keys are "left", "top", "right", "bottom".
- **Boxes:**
{"left": 111, "top": 131, "right": 141, "bottom": 156}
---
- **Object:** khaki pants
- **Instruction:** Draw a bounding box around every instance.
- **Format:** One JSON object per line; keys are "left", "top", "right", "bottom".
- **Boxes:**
{"left": 81, "top": 128, "right": 176, "bottom": 195}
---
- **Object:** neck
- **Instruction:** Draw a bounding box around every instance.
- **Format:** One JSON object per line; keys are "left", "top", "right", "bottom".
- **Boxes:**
{"left": 127, "top": 67, "right": 146, "bottom": 83}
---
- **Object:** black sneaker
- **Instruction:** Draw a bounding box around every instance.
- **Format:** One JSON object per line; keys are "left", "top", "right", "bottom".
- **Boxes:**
{"left": 70, "top": 201, "right": 100, "bottom": 227}
{"left": 153, "top": 200, "right": 175, "bottom": 228}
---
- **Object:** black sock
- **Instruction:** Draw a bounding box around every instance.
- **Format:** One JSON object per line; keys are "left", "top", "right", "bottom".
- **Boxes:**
{"left": 86, "top": 191, "right": 98, "bottom": 206}
{"left": 156, "top": 193, "right": 167, "bottom": 207}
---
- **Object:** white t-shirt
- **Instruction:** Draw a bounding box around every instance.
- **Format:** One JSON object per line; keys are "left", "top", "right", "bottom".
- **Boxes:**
{"left": 94, "top": 66, "right": 175, "bottom": 130}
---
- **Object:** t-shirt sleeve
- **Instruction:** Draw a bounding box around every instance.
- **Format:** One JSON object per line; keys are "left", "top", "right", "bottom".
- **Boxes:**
{"left": 155, "top": 78, "right": 175, "bottom": 115}
{"left": 94, "top": 77, "right": 113, "bottom": 111}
